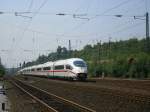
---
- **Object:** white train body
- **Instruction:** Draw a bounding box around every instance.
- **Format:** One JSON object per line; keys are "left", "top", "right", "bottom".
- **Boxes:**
{"left": 18, "top": 58, "right": 87, "bottom": 80}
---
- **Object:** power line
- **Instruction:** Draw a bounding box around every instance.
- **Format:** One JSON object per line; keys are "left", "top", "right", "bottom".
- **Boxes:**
{"left": 145, "top": 0, "right": 148, "bottom": 12}
{"left": 0, "top": 11, "right": 145, "bottom": 38}
{"left": 7, "top": 0, "right": 48, "bottom": 67}
{"left": 109, "top": 21, "right": 145, "bottom": 35}
{"left": 89, "top": 0, "right": 131, "bottom": 20}
{"left": 31, "top": 0, "right": 48, "bottom": 18}
{"left": 16, "top": 0, "right": 48, "bottom": 47}
{"left": 75, "top": 0, "right": 86, "bottom": 12}
{"left": 0, "top": 19, "right": 100, "bottom": 39}
{"left": 57, "top": 0, "right": 132, "bottom": 39}
{"left": 2, "top": 9, "right": 147, "bottom": 20}
{"left": 27, "top": 0, "right": 33, "bottom": 12}
{"left": 122, "top": 0, "right": 144, "bottom": 14}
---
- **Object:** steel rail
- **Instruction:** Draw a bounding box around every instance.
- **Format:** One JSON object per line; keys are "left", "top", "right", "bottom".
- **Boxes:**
{"left": 19, "top": 76, "right": 150, "bottom": 104}
{"left": 10, "top": 79, "right": 58, "bottom": 112}
{"left": 11, "top": 78, "right": 96, "bottom": 112}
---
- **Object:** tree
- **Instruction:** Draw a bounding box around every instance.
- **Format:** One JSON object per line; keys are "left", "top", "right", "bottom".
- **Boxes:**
{"left": 57, "top": 46, "right": 62, "bottom": 54}
{"left": 22, "top": 38, "right": 150, "bottom": 79}
{"left": 62, "top": 47, "right": 68, "bottom": 54}
{"left": 0, "top": 57, "right": 5, "bottom": 77}
{"left": 36, "top": 55, "right": 48, "bottom": 64}
{"left": 22, "top": 61, "right": 26, "bottom": 68}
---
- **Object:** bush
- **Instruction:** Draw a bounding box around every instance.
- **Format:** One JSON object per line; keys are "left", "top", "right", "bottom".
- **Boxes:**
{"left": 134, "top": 53, "right": 150, "bottom": 78}
{"left": 111, "top": 56, "right": 128, "bottom": 77}
{"left": 127, "top": 53, "right": 150, "bottom": 78}
{"left": 0, "top": 65, "right": 5, "bottom": 77}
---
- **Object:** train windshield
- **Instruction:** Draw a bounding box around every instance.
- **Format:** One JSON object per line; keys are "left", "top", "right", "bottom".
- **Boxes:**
{"left": 73, "top": 61, "right": 86, "bottom": 67}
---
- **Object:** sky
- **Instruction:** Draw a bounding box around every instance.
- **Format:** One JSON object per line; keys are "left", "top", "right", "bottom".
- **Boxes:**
{"left": 0, "top": 0, "right": 150, "bottom": 68}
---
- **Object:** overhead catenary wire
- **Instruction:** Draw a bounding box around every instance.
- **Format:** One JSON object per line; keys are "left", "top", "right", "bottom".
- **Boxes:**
{"left": 1, "top": 10, "right": 146, "bottom": 19}
{"left": 16, "top": 0, "right": 48, "bottom": 51}
{"left": 145, "top": 0, "right": 148, "bottom": 12}
{"left": 0, "top": 19, "right": 100, "bottom": 40}
{"left": 90, "top": 0, "right": 131, "bottom": 20}
{"left": 0, "top": 0, "right": 148, "bottom": 67}
{"left": 120, "top": 0, "right": 144, "bottom": 14}
{"left": 1, "top": 14, "right": 145, "bottom": 53}
{"left": 5, "top": 0, "right": 48, "bottom": 67}
{"left": 0, "top": 12, "right": 146, "bottom": 39}
{"left": 55, "top": 0, "right": 133, "bottom": 41}
{"left": 7, "top": 0, "right": 33, "bottom": 66}
{"left": 104, "top": 21, "right": 145, "bottom": 38}
{"left": 51, "top": 0, "right": 138, "bottom": 53}
{"left": 3, "top": 0, "right": 35, "bottom": 68}
{"left": 27, "top": 0, "right": 33, "bottom": 12}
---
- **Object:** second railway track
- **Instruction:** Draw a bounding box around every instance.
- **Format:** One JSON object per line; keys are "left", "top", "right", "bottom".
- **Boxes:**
{"left": 10, "top": 78, "right": 96, "bottom": 112}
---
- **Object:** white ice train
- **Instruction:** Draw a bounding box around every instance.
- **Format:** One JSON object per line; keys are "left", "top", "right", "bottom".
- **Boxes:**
{"left": 18, "top": 58, "right": 88, "bottom": 80}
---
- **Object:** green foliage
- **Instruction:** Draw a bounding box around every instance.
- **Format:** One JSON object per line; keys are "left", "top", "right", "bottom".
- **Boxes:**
{"left": 0, "top": 61, "right": 5, "bottom": 77}
{"left": 111, "top": 56, "right": 128, "bottom": 77}
{"left": 134, "top": 53, "right": 150, "bottom": 78}
{"left": 23, "top": 38, "right": 150, "bottom": 79}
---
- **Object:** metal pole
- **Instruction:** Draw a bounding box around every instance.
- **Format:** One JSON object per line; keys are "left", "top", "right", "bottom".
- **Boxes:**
{"left": 69, "top": 40, "right": 71, "bottom": 57}
{"left": 69, "top": 40, "right": 71, "bottom": 51}
{"left": 146, "top": 12, "right": 149, "bottom": 40}
{"left": 98, "top": 40, "right": 101, "bottom": 64}
{"left": 146, "top": 12, "right": 150, "bottom": 53}
{"left": 108, "top": 37, "right": 111, "bottom": 58}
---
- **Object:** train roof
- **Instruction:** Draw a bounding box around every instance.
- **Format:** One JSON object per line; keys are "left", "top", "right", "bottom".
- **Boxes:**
{"left": 42, "top": 61, "right": 53, "bottom": 67}
{"left": 33, "top": 64, "right": 44, "bottom": 68}
{"left": 54, "top": 58, "right": 84, "bottom": 62}
{"left": 54, "top": 58, "right": 85, "bottom": 65}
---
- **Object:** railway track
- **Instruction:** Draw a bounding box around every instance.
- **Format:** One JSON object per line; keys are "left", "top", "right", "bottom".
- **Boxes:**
{"left": 101, "top": 87, "right": 150, "bottom": 105}
{"left": 10, "top": 78, "right": 96, "bottom": 112}
{"left": 19, "top": 75, "right": 150, "bottom": 105}
{"left": 13, "top": 76, "right": 150, "bottom": 111}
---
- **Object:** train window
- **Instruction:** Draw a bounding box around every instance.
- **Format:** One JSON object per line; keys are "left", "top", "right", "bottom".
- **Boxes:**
{"left": 37, "top": 68, "right": 42, "bottom": 71}
{"left": 31, "top": 69, "right": 35, "bottom": 71}
{"left": 43, "top": 67, "right": 51, "bottom": 70}
{"left": 73, "top": 61, "right": 86, "bottom": 67}
{"left": 66, "top": 65, "right": 72, "bottom": 70}
{"left": 55, "top": 65, "right": 64, "bottom": 70}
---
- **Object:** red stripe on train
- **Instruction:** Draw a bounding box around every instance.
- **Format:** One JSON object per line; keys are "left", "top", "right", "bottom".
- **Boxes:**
{"left": 36, "top": 70, "right": 76, "bottom": 74}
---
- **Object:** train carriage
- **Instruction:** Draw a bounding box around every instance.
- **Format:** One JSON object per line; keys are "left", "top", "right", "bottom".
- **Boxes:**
{"left": 18, "top": 58, "right": 87, "bottom": 80}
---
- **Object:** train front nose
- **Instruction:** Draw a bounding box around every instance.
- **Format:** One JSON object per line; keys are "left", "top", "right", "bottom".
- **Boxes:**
{"left": 77, "top": 67, "right": 87, "bottom": 73}
{"left": 76, "top": 67, "right": 87, "bottom": 80}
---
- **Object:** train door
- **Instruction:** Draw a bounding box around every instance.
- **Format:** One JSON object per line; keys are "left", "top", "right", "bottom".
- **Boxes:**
{"left": 66, "top": 64, "right": 73, "bottom": 79}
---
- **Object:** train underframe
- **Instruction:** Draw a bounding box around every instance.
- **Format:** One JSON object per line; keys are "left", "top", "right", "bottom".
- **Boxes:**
{"left": 76, "top": 73, "right": 87, "bottom": 81}
{"left": 22, "top": 72, "right": 87, "bottom": 81}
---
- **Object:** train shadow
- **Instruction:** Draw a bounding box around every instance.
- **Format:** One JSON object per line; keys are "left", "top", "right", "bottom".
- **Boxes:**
{"left": 73, "top": 79, "right": 96, "bottom": 83}
{"left": 47, "top": 78, "right": 97, "bottom": 83}
{"left": 22, "top": 75, "right": 97, "bottom": 83}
